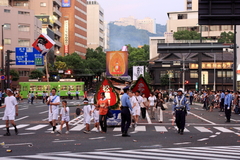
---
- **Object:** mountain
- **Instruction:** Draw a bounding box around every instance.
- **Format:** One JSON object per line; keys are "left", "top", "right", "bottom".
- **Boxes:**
{"left": 108, "top": 23, "right": 166, "bottom": 51}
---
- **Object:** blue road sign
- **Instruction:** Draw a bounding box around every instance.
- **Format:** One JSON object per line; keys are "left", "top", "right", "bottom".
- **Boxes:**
{"left": 15, "top": 47, "right": 44, "bottom": 65}
{"left": 0, "top": 75, "right": 5, "bottom": 80}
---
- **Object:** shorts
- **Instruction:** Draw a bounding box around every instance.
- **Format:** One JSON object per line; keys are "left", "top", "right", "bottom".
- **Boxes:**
{"left": 2, "top": 115, "right": 15, "bottom": 120}
{"left": 48, "top": 110, "right": 59, "bottom": 121}
{"left": 84, "top": 116, "right": 91, "bottom": 124}
{"left": 94, "top": 118, "right": 99, "bottom": 123}
{"left": 132, "top": 107, "right": 141, "bottom": 116}
{"left": 61, "top": 116, "right": 70, "bottom": 122}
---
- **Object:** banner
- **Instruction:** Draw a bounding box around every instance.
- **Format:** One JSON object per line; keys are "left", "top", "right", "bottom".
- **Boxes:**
{"left": 133, "top": 66, "right": 144, "bottom": 80}
{"left": 62, "top": 0, "right": 71, "bottom": 7}
{"left": 106, "top": 51, "right": 128, "bottom": 77}
{"left": 32, "top": 33, "right": 55, "bottom": 56}
{"left": 131, "top": 76, "right": 151, "bottom": 98}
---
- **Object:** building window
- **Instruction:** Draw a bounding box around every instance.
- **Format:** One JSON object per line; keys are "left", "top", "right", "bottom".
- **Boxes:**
{"left": 4, "top": 9, "right": 10, "bottom": 13}
{"left": 210, "top": 25, "right": 220, "bottom": 31}
{"left": 18, "top": 39, "right": 30, "bottom": 46}
{"left": 174, "top": 71, "right": 181, "bottom": 78}
{"left": 178, "top": 14, "right": 187, "bottom": 19}
{"left": 190, "top": 71, "right": 198, "bottom": 78}
{"left": 221, "top": 25, "right": 232, "bottom": 31}
{"left": 18, "top": 11, "right": 30, "bottom": 15}
{"left": 217, "top": 71, "right": 225, "bottom": 77}
{"left": 18, "top": 24, "right": 30, "bottom": 32}
{"left": 160, "top": 71, "right": 166, "bottom": 77}
{"left": 19, "top": 71, "right": 30, "bottom": 77}
{"left": 40, "top": 2, "right": 46, "bottom": 7}
{"left": 3, "top": 24, "right": 11, "bottom": 30}
{"left": 4, "top": 38, "right": 11, "bottom": 45}
{"left": 226, "top": 71, "right": 233, "bottom": 77}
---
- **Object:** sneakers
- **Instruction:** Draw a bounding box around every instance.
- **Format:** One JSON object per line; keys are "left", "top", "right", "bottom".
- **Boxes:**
{"left": 50, "top": 131, "right": 55, "bottom": 134}
{"left": 65, "top": 131, "right": 69, "bottom": 134}
{"left": 57, "top": 130, "right": 62, "bottom": 134}
{"left": 83, "top": 130, "right": 90, "bottom": 134}
{"left": 4, "top": 132, "right": 11, "bottom": 136}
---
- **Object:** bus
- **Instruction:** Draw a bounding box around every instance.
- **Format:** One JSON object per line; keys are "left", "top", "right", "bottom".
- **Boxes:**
{"left": 19, "top": 81, "right": 85, "bottom": 98}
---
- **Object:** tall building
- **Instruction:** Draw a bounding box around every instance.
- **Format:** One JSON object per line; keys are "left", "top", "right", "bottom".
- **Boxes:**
{"left": 87, "top": 1, "right": 104, "bottom": 50}
{"left": 60, "top": 0, "right": 87, "bottom": 58}
{"left": 114, "top": 16, "right": 156, "bottom": 34}
{"left": 0, "top": 5, "right": 42, "bottom": 87}
{"left": 104, "top": 22, "right": 109, "bottom": 51}
{"left": 8, "top": 0, "right": 63, "bottom": 54}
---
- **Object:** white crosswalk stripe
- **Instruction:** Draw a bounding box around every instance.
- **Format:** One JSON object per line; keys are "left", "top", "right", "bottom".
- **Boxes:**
{"left": 194, "top": 126, "right": 213, "bottom": 133}
{"left": 174, "top": 126, "right": 190, "bottom": 132}
{"left": 25, "top": 124, "right": 48, "bottom": 131}
{"left": 213, "top": 127, "right": 234, "bottom": 133}
{"left": 1, "top": 146, "right": 239, "bottom": 160}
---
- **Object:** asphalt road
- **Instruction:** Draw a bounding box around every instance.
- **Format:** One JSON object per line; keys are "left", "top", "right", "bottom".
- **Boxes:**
{"left": 0, "top": 98, "right": 240, "bottom": 159}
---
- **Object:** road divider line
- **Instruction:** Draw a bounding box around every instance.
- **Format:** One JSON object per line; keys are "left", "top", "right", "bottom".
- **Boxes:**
{"left": 189, "top": 112, "right": 216, "bottom": 125}
{"left": 15, "top": 116, "right": 29, "bottom": 122}
{"left": 89, "top": 137, "right": 105, "bottom": 140}
{"left": 52, "top": 140, "right": 75, "bottom": 143}
{"left": 95, "top": 148, "right": 122, "bottom": 151}
{"left": 39, "top": 110, "right": 48, "bottom": 114}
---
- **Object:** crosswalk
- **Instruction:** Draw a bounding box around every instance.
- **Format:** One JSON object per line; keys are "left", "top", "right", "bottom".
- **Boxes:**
{"left": 0, "top": 145, "right": 239, "bottom": 159}
{"left": 1, "top": 123, "right": 240, "bottom": 135}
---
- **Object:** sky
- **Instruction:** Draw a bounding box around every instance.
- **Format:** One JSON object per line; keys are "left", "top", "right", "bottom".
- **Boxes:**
{"left": 96, "top": 0, "right": 185, "bottom": 25}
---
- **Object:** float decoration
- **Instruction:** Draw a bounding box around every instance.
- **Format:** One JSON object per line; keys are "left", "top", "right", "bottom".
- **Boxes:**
{"left": 131, "top": 74, "right": 151, "bottom": 98}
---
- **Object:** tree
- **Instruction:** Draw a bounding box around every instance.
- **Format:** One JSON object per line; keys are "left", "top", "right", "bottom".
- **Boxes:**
{"left": 29, "top": 70, "right": 44, "bottom": 79}
{"left": 160, "top": 74, "right": 169, "bottom": 87}
{"left": 10, "top": 69, "right": 19, "bottom": 81}
{"left": 173, "top": 30, "right": 201, "bottom": 40}
{"left": 54, "top": 61, "right": 67, "bottom": 70}
{"left": 218, "top": 31, "right": 234, "bottom": 43}
{"left": 128, "top": 44, "right": 149, "bottom": 69}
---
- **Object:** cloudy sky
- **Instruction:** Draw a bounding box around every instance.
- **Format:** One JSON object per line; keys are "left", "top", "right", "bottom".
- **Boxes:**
{"left": 96, "top": 0, "right": 184, "bottom": 25}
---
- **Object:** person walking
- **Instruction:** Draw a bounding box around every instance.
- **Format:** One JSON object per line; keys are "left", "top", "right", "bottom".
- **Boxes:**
{"left": 208, "top": 91, "right": 215, "bottom": 112}
{"left": 220, "top": 90, "right": 225, "bottom": 112}
{"left": 156, "top": 92, "right": 164, "bottom": 123}
{"left": 189, "top": 90, "right": 193, "bottom": 105}
{"left": 120, "top": 87, "right": 132, "bottom": 137}
{"left": 148, "top": 93, "right": 156, "bottom": 120}
{"left": 140, "top": 93, "right": 148, "bottom": 119}
{"left": 76, "top": 90, "right": 79, "bottom": 100}
{"left": 172, "top": 88, "right": 190, "bottom": 135}
{"left": 47, "top": 88, "right": 60, "bottom": 133}
{"left": 97, "top": 92, "right": 109, "bottom": 133}
{"left": 42, "top": 91, "right": 46, "bottom": 104}
{"left": 0, "top": 88, "right": 18, "bottom": 136}
{"left": 30, "top": 91, "right": 35, "bottom": 104}
{"left": 224, "top": 90, "right": 231, "bottom": 123}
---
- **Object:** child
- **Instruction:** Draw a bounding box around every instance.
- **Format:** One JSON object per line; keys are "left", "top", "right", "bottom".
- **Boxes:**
{"left": 83, "top": 98, "right": 92, "bottom": 134}
{"left": 57, "top": 100, "right": 70, "bottom": 134}
{"left": 92, "top": 105, "right": 100, "bottom": 132}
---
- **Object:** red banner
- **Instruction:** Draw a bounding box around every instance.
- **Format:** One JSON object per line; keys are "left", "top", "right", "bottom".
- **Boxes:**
{"left": 131, "top": 77, "right": 151, "bottom": 98}
{"left": 64, "top": 45, "right": 69, "bottom": 54}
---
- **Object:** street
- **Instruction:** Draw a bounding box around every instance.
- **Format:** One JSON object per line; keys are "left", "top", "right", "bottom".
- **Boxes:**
{"left": 0, "top": 98, "right": 240, "bottom": 159}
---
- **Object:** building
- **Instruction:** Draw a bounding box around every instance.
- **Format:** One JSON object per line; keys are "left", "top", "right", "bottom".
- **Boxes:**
{"left": 8, "top": 0, "right": 63, "bottom": 55}
{"left": 60, "top": 0, "right": 87, "bottom": 58}
{"left": 185, "top": 0, "right": 198, "bottom": 11}
{"left": 104, "top": 22, "right": 109, "bottom": 51}
{"left": 87, "top": 1, "right": 104, "bottom": 50}
{"left": 114, "top": 16, "right": 156, "bottom": 34}
{"left": 0, "top": 5, "right": 42, "bottom": 88}
{"left": 149, "top": 51, "right": 234, "bottom": 91}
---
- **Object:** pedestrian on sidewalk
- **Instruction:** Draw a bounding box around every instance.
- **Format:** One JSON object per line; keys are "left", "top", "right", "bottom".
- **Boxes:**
{"left": 148, "top": 93, "right": 156, "bottom": 120}
{"left": 0, "top": 88, "right": 18, "bottom": 136}
{"left": 156, "top": 92, "right": 164, "bottom": 123}
{"left": 172, "top": 88, "right": 190, "bottom": 135}
{"left": 57, "top": 100, "right": 70, "bottom": 134}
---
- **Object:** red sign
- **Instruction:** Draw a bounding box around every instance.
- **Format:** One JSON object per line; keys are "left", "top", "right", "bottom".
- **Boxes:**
{"left": 96, "top": 79, "right": 117, "bottom": 106}
{"left": 131, "top": 77, "right": 151, "bottom": 98}
{"left": 64, "top": 45, "right": 69, "bottom": 54}
{"left": 32, "top": 33, "right": 55, "bottom": 56}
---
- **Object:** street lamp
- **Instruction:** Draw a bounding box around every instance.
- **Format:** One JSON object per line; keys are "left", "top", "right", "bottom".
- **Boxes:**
{"left": 1, "top": 24, "right": 5, "bottom": 90}
{"left": 167, "top": 70, "right": 173, "bottom": 92}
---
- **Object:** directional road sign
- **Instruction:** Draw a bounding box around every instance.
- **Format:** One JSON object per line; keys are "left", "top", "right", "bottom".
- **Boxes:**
{"left": 15, "top": 47, "right": 44, "bottom": 65}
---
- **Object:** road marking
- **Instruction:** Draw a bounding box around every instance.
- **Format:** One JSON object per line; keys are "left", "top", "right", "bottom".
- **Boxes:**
{"left": 194, "top": 126, "right": 213, "bottom": 133}
{"left": 70, "top": 124, "right": 85, "bottom": 131}
{"left": 113, "top": 134, "right": 122, "bottom": 137}
{"left": 42, "top": 118, "right": 48, "bottom": 121}
{"left": 0, "top": 125, "right": 5, "bottom": 129}
{"left": 58, "top": 153, "right": 133, "bottom": 160}
{"left": 197, "top": 138, "right": 209, "bottom": 141}
{"left": 95, "top": 148, "right": 122, "bottom": 151}
{"left": 174, "top": 126, "right": 190, "bottom": 132}
{"left": 89, "top": 137, "right": 105, "bottom": 140}
{"left": 146, "top": 110, "right": 152, "bottom": 124}
{"left": 210, "top": 135, "right": 217, "bottom": 138}
{"left": 9, "top": 124, "right": 29, "bottom": 130}
{"left": 52, "top": 140, "right": 75, "bottom": 143}
{"left": 233, "top": 127, "right": 240, "bottom": 131}
{"left": 189, "top": 112, "right": 216, "bottom": 125}
{"left": 18, "top": 108, "right": 28, "bottom": 111}
{"left": 25, "top": 124, "right": 48, "bottom": 131}
{"left": 214, "top": 127, "right": 234, "bottom": 133}
{"left": 155, "top": 126, "right": 168, "bottom": 132}
{"left": 173, "top": 142, "right": 191, "bottom": 145}
{"left": 39, "top": 110, "right": 48, "bottom": 114}
{"left": 15, "top": 116, "right": 29, "bottom": 122}
{"left": 113, "top": 127, "right": 121, "bottom": 131}
{"left": 134, "top": 126, "right": 146, "bottom": 131}
{"left": 18, "top": 132, "right": 35, "bottom": 136}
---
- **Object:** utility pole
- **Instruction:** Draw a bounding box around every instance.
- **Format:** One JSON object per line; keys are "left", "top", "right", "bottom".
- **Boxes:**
{"left": 5, "top": 50, "right": 15, "bottom": 88}
{"left": 1, "top": 24, "right": 4, "bottom": 90}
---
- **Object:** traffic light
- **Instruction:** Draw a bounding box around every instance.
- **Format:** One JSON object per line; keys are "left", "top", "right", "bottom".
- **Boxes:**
{"left": 185, "top": 80, "right": 189, "bottom": 84}
{"left": 65, "top": 70, "right": 71, "bottom": 75}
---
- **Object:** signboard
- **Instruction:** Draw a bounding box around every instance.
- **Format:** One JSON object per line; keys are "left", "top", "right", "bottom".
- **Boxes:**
{"left": 133, "top": 66, "right": 144, "bottom": 80}
{"left": 201, "top": 71, "right": 208, "bottom": 85}
{"left": 36, "top": 16, "right": 50, "bottom": 25}
{"left": 62, "top": 0, "right": 71, "bottom": 7}
{"left": 106, "top": 51, "right": 128, "bottom": 77}
{"left": 32, "top": 33, "right": 55, "bottom": 56}
{"left": 1, "top": 75, "right": 5, "bottom": 80}
{"left": 64, "top": 20, "right": 69, "bottom": 54}
{"left": 15, "top": 47, "right": 44, "bottom": 65}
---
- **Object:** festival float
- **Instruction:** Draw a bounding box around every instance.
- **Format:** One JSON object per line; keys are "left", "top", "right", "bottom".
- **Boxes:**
{"left": 131, "top": 74, "right": 151, "bottom": 98}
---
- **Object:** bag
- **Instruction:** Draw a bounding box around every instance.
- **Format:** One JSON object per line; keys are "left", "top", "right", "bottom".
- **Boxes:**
{"left": 160, "top": 104, "right": 166, "bottom": 110}
{"left": 76, "top": 108, "right": 81, "bottom": 116}
{"left": 107, "top": 108, "right": 113, "bottom": 118}
{"left": 162, "top": 103, "right": 168, "bottom": 109}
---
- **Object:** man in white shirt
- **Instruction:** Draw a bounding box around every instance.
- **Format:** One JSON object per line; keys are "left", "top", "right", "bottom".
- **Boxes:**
{"left": 134, "top": 90, "right": 143, "bottom": 126}
{"left": 47, "top": 88, "right": 60, "bottom": 133}
{"left": 128, "top": 91, "right": 139, "bottom": 127}
{"left": 0, "top": 88, "right": 18, "bottom": 136}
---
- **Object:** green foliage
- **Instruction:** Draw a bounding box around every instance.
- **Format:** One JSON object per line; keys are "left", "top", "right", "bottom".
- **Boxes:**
{"left": 10, "top": 69, "right": 19, "bottom": 81}
{"left": 218, "top": 31, "right": 234, "bottom": 43}
{"left": 128, "top": 44, "right": 149, "bottom": 69}
{"left": 109, "top": 23, "right": 166, "bottom": 51}
{"left": 173, "top": 30, "right": 201, "bottom": 40}
{"left": 54, "top": 61, "right": 67, "bottom": 70}
{"left": 29, "top": 70, "right": 44, "bottom": 79}
{"left": 160, "top": 74, "right": 169, "bottom": 86}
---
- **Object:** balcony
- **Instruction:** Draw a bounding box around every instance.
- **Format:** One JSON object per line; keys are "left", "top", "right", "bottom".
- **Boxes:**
{"left": 54, "top": 40, "right": 62, "bottom": 47}
{"left": 53, "top": 7, "right": 62, "bottom": 17}
{"left": 53, "top": 0, "right": 61, "bottom": 7}
{"left": 54, "top": 20, "right": 62, "bottom": 27}
{"left": 54, "top": 29, "right": 62, "bottom": 37}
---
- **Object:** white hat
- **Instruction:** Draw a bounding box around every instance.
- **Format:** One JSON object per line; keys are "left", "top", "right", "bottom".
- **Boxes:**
{"left": 6, "top": 88, "right": 13, "bottom": 93}
{"left": 177, "top": 88, "right": 184, "bottom": 93}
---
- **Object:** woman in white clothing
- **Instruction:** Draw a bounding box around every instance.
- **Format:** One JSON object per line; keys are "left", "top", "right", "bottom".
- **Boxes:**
{"left": 156, "top": 92, "right": 164, "bottom": 123}
{"left": 148, "top": 93, "right": 156, "bottom": 120}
